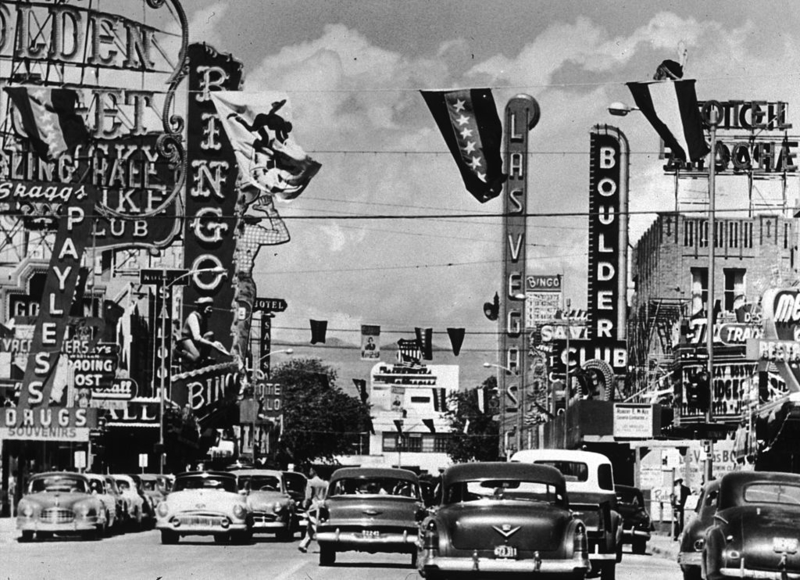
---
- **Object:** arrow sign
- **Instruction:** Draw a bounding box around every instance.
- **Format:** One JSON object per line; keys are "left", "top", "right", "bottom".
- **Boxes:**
{"left": 140, "top": 268, "right": 190, "bottom": 286}
{"left": 254, "top": 297, "right": 288, "bottom": 312}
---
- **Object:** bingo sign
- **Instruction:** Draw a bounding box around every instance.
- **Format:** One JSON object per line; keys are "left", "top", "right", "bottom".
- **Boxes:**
{"left": 525, "top": 274, "right": 562, "bottom": 327}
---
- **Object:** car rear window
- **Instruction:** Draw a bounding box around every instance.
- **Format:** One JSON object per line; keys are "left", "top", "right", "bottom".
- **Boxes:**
{"left": 444, "top": 479, "right": 565, "bottom": 505}
{"left": 743, "top": 483, "right": 800, "bottom": 506}
{"left": 329, "top": 477, "right": 418, "bottom": 498}
{"left": 535, "top": 461, "right": 589, "bottom": 483}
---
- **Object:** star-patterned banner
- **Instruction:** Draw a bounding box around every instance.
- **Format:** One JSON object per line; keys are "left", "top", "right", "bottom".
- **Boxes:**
{"left": 421, "top": 88, "right": 506, "bottom": 203}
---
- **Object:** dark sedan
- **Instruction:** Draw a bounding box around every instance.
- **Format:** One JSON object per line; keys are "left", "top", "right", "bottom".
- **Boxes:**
{"left": 615, "top": 484, "right": 653, "bottom": 554}
{"left": 316, "top": 467, "right": 424, "bottom": 567}
{"left": 417, "top": 462, "right": 591, "bottom": 580}
{"left": 677, "top": 478, "right": 719, "bottom": 580}
{"left": 702, "top": 471, "right": 800, "bottom": 580}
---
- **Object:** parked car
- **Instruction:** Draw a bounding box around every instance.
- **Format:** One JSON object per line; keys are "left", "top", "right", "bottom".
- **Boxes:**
{"left": 282, "top": 470, "right": 308, "bottom": 534}
{"left": 230, "top": 468, "right": 300, "bottom": 540}
{"left": 102, "top": 474, "right": 130, "bottom": 528}
{"left": 316, "top": 467, "right": 425, "bottom": 567}
{"left": 512, "top": 449, "right": 623, "bottom": 580}
{"left": 155, "top": 471, "right": 252, "bottom": 544}
{"left": 85, "top": 473, "right": 121, "bottom": 531}
{"left": 113, "top": 474, "right": 146, "bottom": 529}
{"left": 16, "top": 472, "right": 111, "bottom": 541}
{"left": 701, "top": 471, "right": 800, "bottom": 580}
{"left": 615, "top": 484, "right": 653, "bottom": 554}
{"left": 135, "top": 474, "right": 168, "bottom": 511}
{"left": 678, "top": 478, "right": 720, "bottom": 580}
{"left": 417, "top": 462, "right": 591, "bottom": 580}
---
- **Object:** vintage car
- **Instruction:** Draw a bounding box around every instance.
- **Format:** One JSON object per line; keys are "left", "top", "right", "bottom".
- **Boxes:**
{"left": 678, "top": 478, "right": 720, "bottom": 580}
{"left": 155, "top": 471, "right": 252, "bottom": 544}
{"left": 282, "top": 470, "right": 309, "bottom": 533}
{"left": 701, "top": 471, "right": 800, "bottom": 580}
{"left": 512, "top": 449, "right": 623, "bottom": 580}
{"left": 113, "top": 474, "right": 146, "bottom": 529}
{"left": 316, "top": 467, "right": 425, "bottom": 566}
{"left": 16, "top": 472, "right": 111, "bottom": 541}
{"left": 85, "top": 473, "right": 121, "bottom": 531}
{"left": 615, "top": 484, "right": 653, "bottom": 554}
{"left": 230, "top": 468, "right": 300, "bottom": 540}
{"left": 417, "top": 462, "right": 591, "bottom": 579}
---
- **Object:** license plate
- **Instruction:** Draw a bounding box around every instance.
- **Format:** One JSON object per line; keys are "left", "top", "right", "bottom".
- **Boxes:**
{"left": 494, "top": 545, "right": 517, "bottom": 559}
{"left": 362, "top": 530, "right": 381, "bottom": 538}
{"left": 774, "top": 538, "right": 798, "bottom": 554}
{"left": 185, "top": 517, "right": 213, "bottom": 526}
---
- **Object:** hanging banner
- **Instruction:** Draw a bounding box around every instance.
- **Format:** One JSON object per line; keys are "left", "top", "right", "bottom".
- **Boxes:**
{"left": 361, "top": 324, "right": 381, "bottom": 360}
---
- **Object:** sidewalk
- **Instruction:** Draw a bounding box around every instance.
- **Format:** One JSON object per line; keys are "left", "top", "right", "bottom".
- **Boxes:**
{"left": 1, "top": 516, "right": 17, "bottom": 544}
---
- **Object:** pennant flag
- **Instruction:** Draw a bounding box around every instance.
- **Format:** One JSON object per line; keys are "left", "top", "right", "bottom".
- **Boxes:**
{"left": 310, "top": 319, "right": 327, "bottom": 344}
{"left": 421, "top": 88, "right": 505, "bottom": 203}
{"left": 432, "top": 388, "right": 448, "bottom": 412}
{"left": 422, "top": 418, "right": 436, "bottom": 433}
{"left": 5, "top": 86, "right": 90, "bottom": 162}
{"left": 210, "top": 91, "right": 321, "bottom": 201}
{"left": 446, "top": 328, "right": 465, "bottom": 356}
{"left": 360, "top": 324, "right": 381, "bottom": 360}
{"left": 352, "top": 378, "right": 368, "bottom": 404}
{"left": 626, "top": 79, "right": 709, "bottom": 162}
{"left": 415, "top": 327, "right": 433, "bottom": 360}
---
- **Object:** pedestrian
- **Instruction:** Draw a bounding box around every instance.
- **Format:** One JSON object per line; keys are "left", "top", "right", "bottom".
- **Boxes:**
{"left": 671, "top": 477, "right": 690, "bottom": 540}
{"left": 298, "top": 467, "right": 327, "bottom": 553}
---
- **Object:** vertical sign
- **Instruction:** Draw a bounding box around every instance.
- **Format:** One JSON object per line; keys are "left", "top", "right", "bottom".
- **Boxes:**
{"left": 587, "top": 126, "right": 629, "bottom": 343}
{"left": 500, "top": 95, "right": 540, "bottom": 454}
{"left": 183, "top": 43, "right": 243, "bottom": 350}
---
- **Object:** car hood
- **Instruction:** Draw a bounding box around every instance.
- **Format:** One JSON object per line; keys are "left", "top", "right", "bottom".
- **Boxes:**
{"left": 165, "top": 490, "right": 246, "bottom": 513}
{"left": 22, "top": 491, "right": 95, "bottom": 508}
{"left": 247, "top": 491, "right": 292, "bottom": 511}
{"left": 437, "top": 500, "right": 574, "bottom": 553}
{"left": 325, "top": 495, "right": 420, "bottom": 527}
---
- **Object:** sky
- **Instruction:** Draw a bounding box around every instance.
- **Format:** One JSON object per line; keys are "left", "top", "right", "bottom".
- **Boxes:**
{"left": 172, "top": 0, "right": 800, "bottom": 386}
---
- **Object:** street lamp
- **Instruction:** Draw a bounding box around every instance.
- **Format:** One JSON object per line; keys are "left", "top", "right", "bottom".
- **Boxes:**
{"left": 607, "top": 102, "right": 640, "bottom": 117}
{"left": 156, "top": 266, "right": 228, "bottom": 475}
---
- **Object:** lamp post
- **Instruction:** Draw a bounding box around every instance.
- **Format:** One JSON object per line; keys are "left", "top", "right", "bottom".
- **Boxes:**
{"left": 154, "top": 266, "right": 228, "bottom": 475}
{"left": 564, "top": 298, "right": 571, "bottom": 450}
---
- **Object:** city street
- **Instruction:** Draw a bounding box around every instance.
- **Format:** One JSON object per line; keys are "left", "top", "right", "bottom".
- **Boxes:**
{"left": 0, "top": 525, "right": 681, "bottom": 580}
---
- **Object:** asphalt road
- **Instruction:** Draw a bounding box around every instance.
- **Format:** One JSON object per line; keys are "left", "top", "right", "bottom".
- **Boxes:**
{"left": 0, "top": 524, "right": 682, "bottom": 580}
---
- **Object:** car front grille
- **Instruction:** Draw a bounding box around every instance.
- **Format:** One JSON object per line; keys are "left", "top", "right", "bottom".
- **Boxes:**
{"left": 41, "top": 508, "right": 74, "bottom": 523}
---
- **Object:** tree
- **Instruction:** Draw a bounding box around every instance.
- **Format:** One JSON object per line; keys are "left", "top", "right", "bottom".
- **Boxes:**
{"left": 444, "top": 375, "right": 500, "bottom": 463}
{"left": 272, "top": 358, "right": 372, "bottom": 466}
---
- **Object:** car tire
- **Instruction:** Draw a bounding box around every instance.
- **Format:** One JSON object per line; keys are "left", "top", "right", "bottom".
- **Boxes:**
{"left": 37, "top": 531, "right": 53, "bottom": 540}
{"left": 277, "top": 527, "right": 293, "bottom": 542}
{"left": 683, "top": 565, "right": 702, "bottom": 580}
{"left": 633, "top": 538, "right": 647, "bottom": 555}
{"left": 319, "top": 544, "right": 336, "bottom": 566}
{"left": 410, "top": 550, "right": 418, "bottom": 568}
{"left": 19, "top": 531, "right": 34, "bottom": 543}
{"left": 233, "top": 531, "right": 252, "bottom": 545}
{"left": 214, "top": 534, "right": 231, "bottom": 544}
{"left": 161, "top": 530, "right": 180, "bottom": 544}
{"left": 601, "top": 562, "right": 616, "bottom": 580}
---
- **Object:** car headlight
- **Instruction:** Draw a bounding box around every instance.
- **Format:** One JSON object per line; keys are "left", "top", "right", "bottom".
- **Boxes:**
{"left": 157, "top": 503, "right": 169, "bottom": 518}
{"left": 18, "top": 502, "right": 34, "bottom": 518}
{"left": 233, "top": 504, "right": 246, "bottom": 520}
{"left": 272, "top": 502, "right": 283, "bottom": 514}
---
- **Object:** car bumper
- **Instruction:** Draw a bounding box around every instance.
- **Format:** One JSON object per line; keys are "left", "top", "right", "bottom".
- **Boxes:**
{"left": 316, "top": 528, "right": 418, "bottom": 548}
{"left": 420, "top": 552, "right": 591, "bottom": 575}
{"left": 678, "top": 552, "right": 703, "bottom": 567}
{"left": 719, "top": 567, "right": 800, "bottom": 580}
{"left": 622, "top": 529, "right": 652, "bottom": 541}
{"left": 17, "top": 518, "right": 98, "bottom": 532}
{"left": 156, "top": 516, "right": 249, "bottom": 535}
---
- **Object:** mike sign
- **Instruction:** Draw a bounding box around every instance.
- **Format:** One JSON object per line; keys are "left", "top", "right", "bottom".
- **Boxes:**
{"left": 747, "top": 287, "right": 800, "bottom": 393}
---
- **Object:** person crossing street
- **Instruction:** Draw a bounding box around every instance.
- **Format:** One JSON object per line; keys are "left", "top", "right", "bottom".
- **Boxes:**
{"left": 298, "top": 467, "right": 327, "bottom": 553}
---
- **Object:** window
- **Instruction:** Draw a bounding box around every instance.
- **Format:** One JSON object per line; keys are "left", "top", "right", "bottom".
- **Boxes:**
{"left": 724, "top": 269, "right": 745, "bottom": 312}
{"left": 691, "top": 268, "right": 708, "bottom": 316}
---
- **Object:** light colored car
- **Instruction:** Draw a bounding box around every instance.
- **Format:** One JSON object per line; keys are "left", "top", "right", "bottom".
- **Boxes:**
{"left": 230, "top": 469, "right": 300, "bottom": 540}
{"left": 85, "top": 473, "right": 120, "bottom": 531}
{"left": 417, "top": 462, "right": 591, "bottom": 579}
{"left": 155, "top": 471, "right": 252, "bottom": 544}
{"left": 16, "top": 472, "right": 111, "bottom": 541}
{"left": 316, "top": 467, "right": 425, "bottom": 567}
{"left": 512, "top": 449, "right": 623, "bottom": 580}
{"left": 113, "top": 474, "right": 146, "bottom": 529}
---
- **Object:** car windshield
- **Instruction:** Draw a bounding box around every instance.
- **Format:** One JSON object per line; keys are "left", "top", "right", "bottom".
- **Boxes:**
{"left": 141, "top": 480, "right": 158, "bottom": 491}
{"left": 116, "top": 480, "right": 131, "bottom": 491}
{"left": 173, "top": 476, "right": 237, "bottom": 493}
{"left": 533, "top": 461, "right": 588, "bottom": 483}
{"left": 30, "top": 475, "right": 87, "bottom": 494}
{"left": 617, "top": 488, "right": 642, "bottom": 506}
{"left": 444, "top": 479, "right": 565, "bottom": 504}
{"left": 88, "top": 479, "right": 105, "bottom": 494}
{"left": 329, "top": 477, "right": 419, "bottom": 498}
{"left": 238, "top": 475, "right": 281, "bottom": 492}
{"left": 744, "top": 483, "right": 800, "bottom": 506}
{"left": 283, "top": 473, "right": 307, "bottom": 495}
